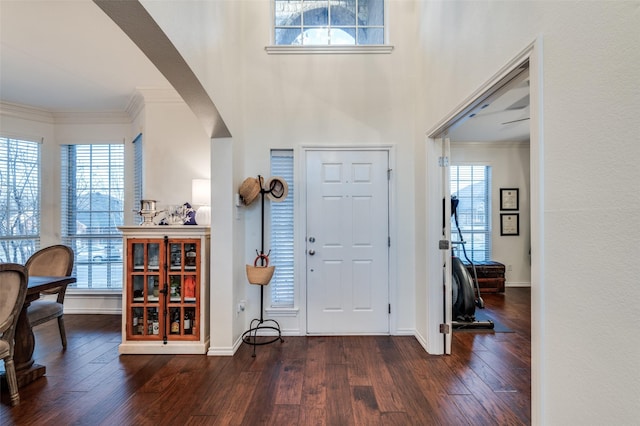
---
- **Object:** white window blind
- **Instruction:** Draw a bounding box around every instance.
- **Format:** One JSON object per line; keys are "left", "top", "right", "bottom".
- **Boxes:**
{"left": 133, "top": 133, "right": 143, "bottom": 225}
{"left": 0, "top": 137, "right": 40, "bottom": 264}
{"left": 450, "top": 165, "right": 492, "bottom": 262}
{"left": 61, "top": 144, "right": 124, "bottom": 289}
{"left": 270, "top": 150, "right": 294, "bottom": 307}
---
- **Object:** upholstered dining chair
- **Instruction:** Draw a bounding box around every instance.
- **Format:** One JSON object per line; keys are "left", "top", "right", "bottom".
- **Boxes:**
{"left": 25, "top": 245, "right": 74, "bottom": 349}
{"left": 0, "top": 263, "right": 28, "bottom": 406}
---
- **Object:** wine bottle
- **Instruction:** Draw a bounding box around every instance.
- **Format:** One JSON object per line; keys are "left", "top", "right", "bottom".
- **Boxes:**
{"left": 184, "top": 311, "right": 192, "bottom": 334}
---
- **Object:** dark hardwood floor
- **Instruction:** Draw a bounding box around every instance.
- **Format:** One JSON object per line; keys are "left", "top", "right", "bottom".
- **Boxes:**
{"left": 1, "top": 288, "right": 530, "bottom": 425}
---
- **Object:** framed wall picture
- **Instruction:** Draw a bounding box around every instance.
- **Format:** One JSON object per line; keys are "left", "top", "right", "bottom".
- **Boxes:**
{"left": 500, "top": 188, "right": 519, "bottom": 211}
{"left": 500, "top": 213, "right": 520, "bottom": 236}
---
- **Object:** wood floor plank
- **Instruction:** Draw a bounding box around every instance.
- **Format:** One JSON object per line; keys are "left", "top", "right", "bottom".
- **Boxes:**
{"left": 274, "top": 358, "right": 305, "bottom": 405}
{"left": 344, "top": 336, "right": 373, "bottom": 387}
{"left": 268, "top": 404, "right": 301, "bottom": 425}
{"left": 351, "top": 386, "right": 382, "bottom": 425}
{"left": 325, "top": 363, "right": 355, "bottom": 425}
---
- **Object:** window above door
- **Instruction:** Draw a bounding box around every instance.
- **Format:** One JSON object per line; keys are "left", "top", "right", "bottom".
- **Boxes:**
{"left": 268, "top": 0, "right": 393, "bottom": 54}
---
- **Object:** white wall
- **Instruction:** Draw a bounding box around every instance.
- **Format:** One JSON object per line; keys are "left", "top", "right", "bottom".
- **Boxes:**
{"left": 418, "top": 1, "right": 640, "bottom": 424}
{"left": 144, "top": 1, "right": 422, "bottom": 345}
{"left": 451, "top": 141, "right": 531, "bottom": 286}
{"left": 136, "top": 90, "right": 211, "bottom": 207}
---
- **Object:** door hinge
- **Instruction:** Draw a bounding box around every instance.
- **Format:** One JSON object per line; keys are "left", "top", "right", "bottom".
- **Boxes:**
{"left": 388, "top": 304, "right": 391, "bottom": 314}
{"left": 439, "top": 323, "right": 451, "bottom": 334}
{"left": 387, "top": 168, "right": 392, "bottom": 180}
{"left": 388, "top": 236, "right": 391, "bottom": 247}
{"left": 439, "top": 240, "right": 450, "bottom": 250}
{"left": 438, "top": 156, "right": 450, "bottom": 167}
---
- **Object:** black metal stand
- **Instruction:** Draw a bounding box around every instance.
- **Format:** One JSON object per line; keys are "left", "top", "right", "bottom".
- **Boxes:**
{"left": 241, "top": 175, "right": 283, "bottom": 356}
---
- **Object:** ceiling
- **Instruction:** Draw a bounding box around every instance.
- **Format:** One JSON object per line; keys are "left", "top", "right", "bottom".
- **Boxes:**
{"left": 0, "top": 0, "right": 171, "bottom": 113}
{"left": 0, "top": 1, "right": 530, "bottom": 142}
{"left": 446, "top": 68, "right": 531, "bottom": 143}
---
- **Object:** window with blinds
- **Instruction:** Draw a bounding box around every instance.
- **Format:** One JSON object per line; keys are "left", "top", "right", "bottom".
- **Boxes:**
{"left": 269, "top": 150, "right": 294, "bottom": 307}
{"left": 133, "top": 133, "right": 143, "bottom": 225}
{"left": 61, "top": 144, "right": 124, "bottom": 289}
{"left": 0, "top": 137, "right": 40, "bottom": 264}
{"left": 450, "top": 165, "right": 492, "bottom": 262}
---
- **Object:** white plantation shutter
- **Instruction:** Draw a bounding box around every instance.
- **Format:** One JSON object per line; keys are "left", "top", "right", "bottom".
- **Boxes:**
{"left": 270, "top": 150, "right": 294, "bottom": 307}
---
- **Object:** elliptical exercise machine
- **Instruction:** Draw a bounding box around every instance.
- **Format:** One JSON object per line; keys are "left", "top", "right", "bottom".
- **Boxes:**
{"left": 450, "top": 196, "right": 494, "bottom": 330}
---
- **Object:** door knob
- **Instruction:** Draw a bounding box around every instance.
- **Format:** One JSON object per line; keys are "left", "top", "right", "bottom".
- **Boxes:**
{"left": 308, "top": 249, "right": 315, "bottom": 256}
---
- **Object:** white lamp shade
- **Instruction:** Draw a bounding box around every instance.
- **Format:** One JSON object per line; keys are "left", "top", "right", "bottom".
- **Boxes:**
{"left": 192, "top": 179, "right": 211, "bottom": 226}
{"left": 194, "top": 205, "right": 211, "bottom": 226}
{"left": 192, "top": 179, "right": 211, "bottom": 206}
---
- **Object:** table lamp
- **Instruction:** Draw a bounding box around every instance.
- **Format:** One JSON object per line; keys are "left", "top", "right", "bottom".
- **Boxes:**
{"left": 192, "top": 178, "right": 211, "bottom": 226}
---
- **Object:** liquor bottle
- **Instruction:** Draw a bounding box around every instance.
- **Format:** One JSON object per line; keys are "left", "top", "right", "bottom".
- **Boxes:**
{"left": 185, "top": 244, "right": 197, "bottom": 267}
{"left": 183, "top": 311, "right": 192, "bottom": 335}
{"left": 152, "top": 312, "right": 159, "bottom": 335}
{"left": 170, "top": 310, "right": 180, "bottom": 334}
{"left": 137, "top": 316, "right": 144, "bottom": 335}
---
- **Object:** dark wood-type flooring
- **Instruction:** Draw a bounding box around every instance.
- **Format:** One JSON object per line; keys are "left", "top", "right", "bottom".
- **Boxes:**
{"left": 1, "top": 288, "right": 530, "bottom": 425}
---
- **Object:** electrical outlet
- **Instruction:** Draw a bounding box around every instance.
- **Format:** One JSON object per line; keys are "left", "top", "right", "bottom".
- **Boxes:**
{"left": 508, "top": 264, "right": 513, "bottom": 271}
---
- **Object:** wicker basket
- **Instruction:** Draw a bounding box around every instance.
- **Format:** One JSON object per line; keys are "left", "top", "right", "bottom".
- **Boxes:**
{"left": 246, "top": 253, "right": 275, "bottom": 285}
{"left": 246, "top": 264, "right": 275, "bottom": 285}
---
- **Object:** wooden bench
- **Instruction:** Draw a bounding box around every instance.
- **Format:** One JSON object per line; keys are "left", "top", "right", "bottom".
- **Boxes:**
{"left": 463, "top": 260, "right": 506, "bottom": 293}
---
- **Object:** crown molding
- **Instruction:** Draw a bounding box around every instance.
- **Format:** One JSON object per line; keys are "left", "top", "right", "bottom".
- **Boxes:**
{"left": 0, "top": 100, "right": 132, "bottom": 124}
{"left": 135, "top": 87, "right": 183, "bottom": 104}
{"left": 0, "top": 101, "right": 55, "bottom": 124}
{"left": 52, "top": 110, "right": 132, "bottom": 124}
{"left": 126, "top": 91, "right": 145, "bottom": 120}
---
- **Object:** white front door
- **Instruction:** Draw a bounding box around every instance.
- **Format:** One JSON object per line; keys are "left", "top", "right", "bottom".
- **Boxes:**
{"left": 306, "top": 149, "right": 389, "bottom": 334}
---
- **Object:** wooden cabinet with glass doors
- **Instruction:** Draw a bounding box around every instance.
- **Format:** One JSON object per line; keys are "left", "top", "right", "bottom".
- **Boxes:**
{"left": 118, "top": 226, "right": 210, "bottom": 354}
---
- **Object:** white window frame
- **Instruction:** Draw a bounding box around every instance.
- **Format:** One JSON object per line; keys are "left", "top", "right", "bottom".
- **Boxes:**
{"left": 0, "top": 136, "right": 41, "bottom": 264}
{"left": 267, "top": 0, "right": 393, "bottom": 54}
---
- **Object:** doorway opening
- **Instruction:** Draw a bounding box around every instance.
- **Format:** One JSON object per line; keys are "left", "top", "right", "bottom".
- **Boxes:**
{"left": 426, "top": 40, "right": 542, "bottom": 362}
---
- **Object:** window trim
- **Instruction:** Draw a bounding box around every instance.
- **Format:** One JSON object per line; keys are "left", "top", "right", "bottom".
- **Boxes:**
{"left": 270, "top": 0, "right": 392, "bottom": 53}
{"left": 265, "top": 44, "right": 393, "bottom": 55}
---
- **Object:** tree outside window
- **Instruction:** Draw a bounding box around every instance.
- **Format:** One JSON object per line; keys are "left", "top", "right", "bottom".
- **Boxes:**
{"left": 0, "top": 137, "right": 40, "bottom": 264}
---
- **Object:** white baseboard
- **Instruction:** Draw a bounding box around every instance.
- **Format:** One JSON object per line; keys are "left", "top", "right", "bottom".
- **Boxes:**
{"left": 63, "top": 292, "right": 122, "bottom": 315}
{"left": 506, "top": 282, "right": 531, "bottom": 287}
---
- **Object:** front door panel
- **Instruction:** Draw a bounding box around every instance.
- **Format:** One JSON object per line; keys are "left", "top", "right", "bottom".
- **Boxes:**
{"left": 306, "top": 150, "right": 389, "bottom": 334}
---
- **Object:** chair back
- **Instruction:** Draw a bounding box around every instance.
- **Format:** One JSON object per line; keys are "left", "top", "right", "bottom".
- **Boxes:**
{"left": 26, "top": 245, "right": 74, "bottom": 277}
{"left": 0, "top": 264, "right": 28, "bottom": 342}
